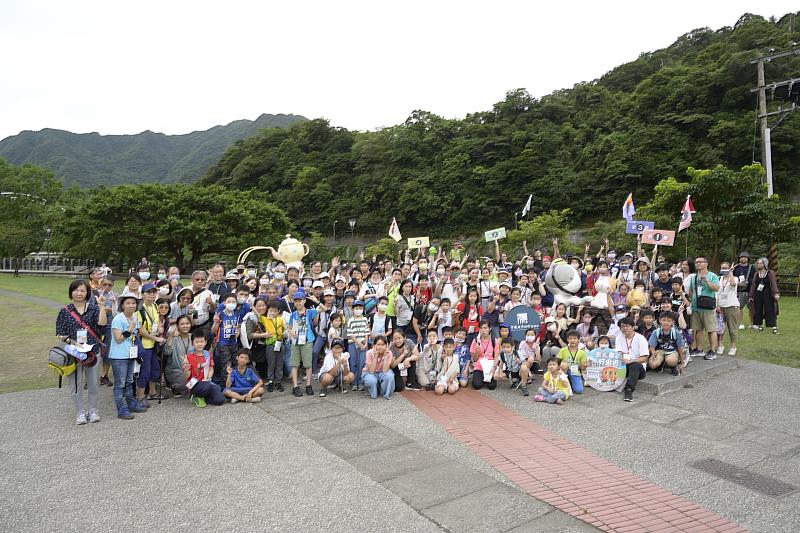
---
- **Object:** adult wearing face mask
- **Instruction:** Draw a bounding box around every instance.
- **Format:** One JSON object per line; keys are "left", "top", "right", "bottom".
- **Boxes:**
{"left": 614, "top": 253, "right": 635, "bottom": 287}
{"left": 167, "top": 266, "right": 183, "bottom": 301}
{"left": 732, "top": 253, "right": 755, "bottom": 329}
{"left": 207, "top": 264, "right": 231, "bottom": 305}
{"left": 748, "top": 257, "right": 780, "bottom": 335}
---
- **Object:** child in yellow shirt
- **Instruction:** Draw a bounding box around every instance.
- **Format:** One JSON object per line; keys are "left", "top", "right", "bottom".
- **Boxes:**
{"left": 534, "top": 357, "right": 572, "bottom": 404}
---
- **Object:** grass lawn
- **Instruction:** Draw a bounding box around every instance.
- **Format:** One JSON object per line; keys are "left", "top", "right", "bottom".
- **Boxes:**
{"left": 0, "top": 273, "right": 797, "bottom": 393}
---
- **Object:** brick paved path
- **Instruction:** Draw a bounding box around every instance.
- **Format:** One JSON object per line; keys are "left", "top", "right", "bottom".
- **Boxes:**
{"left": 403, "top": 388, "right": 748, "bottom": 533}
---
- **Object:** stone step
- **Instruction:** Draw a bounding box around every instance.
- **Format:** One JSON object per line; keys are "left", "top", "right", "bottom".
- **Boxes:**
{"left": 637, "top": 355, "right": 739, "bottom": 396}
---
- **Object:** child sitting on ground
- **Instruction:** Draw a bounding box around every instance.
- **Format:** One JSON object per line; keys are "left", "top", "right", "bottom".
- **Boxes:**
{"left": 182, "top": 330, "right": 225, "bottom": 407}
{"left": 535, "top": 357, "right": 572, "bottom": 404}
{"left": 495, "top": 337, "right": 530, "bottom": 396}
{"left": 435, "top": 338, "right": 460, "bottom": 395}
{"left": 318, "top": 339, "right": 355, "bottom": 397}
{"left": 557, "top": 330, "right": 587, "bottom": 394}
{"left": 224, "top": 349, "right": 264, "bottom": 403}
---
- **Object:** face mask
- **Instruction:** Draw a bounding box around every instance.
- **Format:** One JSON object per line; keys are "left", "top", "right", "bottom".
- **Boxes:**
{"left": 274, "top": 272, "right": 285, "bottom": 280}
{"left": 599, "top": 344, "right": 609, "bottom": 350}
{"left": 547, "top": 324, "right": 556, "bottom": 332}
{"left": 615, "top": 313, "right": 626, "bottom": 320}
{"left": 157, "top": 273, "right": 166, "bottom": 281}
{"left": 354, "top": 308, "right": 363, "bottom": 316}
{"left": 428, "top": 303, "right": 439, "bottom": 313}
{"left": 237, "top": 297, "right": 246, "bottom": 305}
{"left": 303, "top": 280, "right": 312, "bottom": 288}
{"left": 170, "top": 274, "right": 180, "bottom": 281}
{"left": 515, "top": 269, "right": 523, "bottom": 277}
{"left": 419, "top": 263, "right": 428, "bottom": 271}
{"left": 225, "top": 302, "right": 236, "bottom": 312}
{"left": 620, "top": 264, "right": 629, "bottom": 270}
{"left": 436, "top": 268, "right": 445, "bottom": 276}
{"left": 720, "top": 270, "right": 729, "bottom": 276}
{"left": 459, "top": 274, "right": 467, "bottom": 281}
{"left": 378, "top": 304, "right": 388, "bottom": 312}
{"left": 455, "top": 338, "right": 464, "bottom": 345}
{"left": 139, "top": 272, "right": 150, "bottom": 280}
{"left": 607, "top": 253, "right": 616, "bottom": 260}
{"left": 525, "top": 335, "right": 536, "bottom": 343}
{"left": 247, "top": 270, "right": 256, "bottom": 278}
{"left": 526, "top": 260, "right": 534, "bottom": 267}
{"left": 158, "top": 287, "right": 169, "bottom": 296}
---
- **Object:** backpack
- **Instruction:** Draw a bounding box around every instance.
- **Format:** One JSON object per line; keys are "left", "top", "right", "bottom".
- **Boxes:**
{"left": 48, "top": 345, "right": 76, "bottom": 389}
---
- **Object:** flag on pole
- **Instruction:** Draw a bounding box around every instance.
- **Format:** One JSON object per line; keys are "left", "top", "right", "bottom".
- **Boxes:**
{"left": 678, "top": 195, "right": 696, "bottom": 232}
{"left": 388, "top": 217, "right": 402, "bottom": 242}
{"left": 521, "top": 194, "right": 532, "bottom": 217}
{"left": 622, "top": 193, "right": 636, "bottom": 221}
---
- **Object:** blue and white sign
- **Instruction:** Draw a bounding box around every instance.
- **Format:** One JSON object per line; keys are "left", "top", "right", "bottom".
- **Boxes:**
{"left": 625, "top": 220, "right": 655, "bottom": 235}
{"left": 504, "top": 305, "right": 542, "bottom": 342}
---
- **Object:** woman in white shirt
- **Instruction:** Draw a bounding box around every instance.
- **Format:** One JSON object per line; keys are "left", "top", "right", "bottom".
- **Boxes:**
{"left": 716, "top": 262, "right": 740, "bottom": 356}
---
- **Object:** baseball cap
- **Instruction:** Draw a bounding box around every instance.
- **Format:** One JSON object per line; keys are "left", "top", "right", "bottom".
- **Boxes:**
{"left": 312, "top": 280, "right": 324, "bottom": 289}
{"left": 142, "top": 282, "right": 157, "bottom": 292}
{"left": 500, "top": 281, "right": 512, "bottom": 288}
{"left": 293, "top": 290, "right": 306, "bottom": 300}
{"left": 319, "top": 272, "right": 330, "bottom": 279}
{"left": 544, "top": 316, "right": 556, "bottom": 324}
{"left": 614, "top": 304, "right": 627, "bottom": 312}
{"left": 344, "top": 291, "right": 356, "bottom": 299}
{"left": 225, "top": 271, "right": 239, "bottom": 280}
{"left": 330, "top": 339, "right": 345, "bottom": 349}
{"left": 450, "top": 261, "right": 461, "bottom": 270}
{"left": 335, "top": 275, "right": 346, "bottom": 283}
{"left": 353, "top": 299, "right": 364, "bottom": 307}
{"left": 323, "top": 288, "right": 335, "bottom": 297}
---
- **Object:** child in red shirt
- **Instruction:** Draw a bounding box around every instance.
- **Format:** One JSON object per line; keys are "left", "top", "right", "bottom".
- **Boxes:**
{"left": 182, "top": 330, "right": 225, "bottom": 407}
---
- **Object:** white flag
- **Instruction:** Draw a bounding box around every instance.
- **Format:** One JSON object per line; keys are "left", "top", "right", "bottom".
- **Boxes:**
{"left": 521, "top": 194, "right": 532, "bottom": 217}
{"left": 389, "top": 217, "right": 402, "bottom": 243}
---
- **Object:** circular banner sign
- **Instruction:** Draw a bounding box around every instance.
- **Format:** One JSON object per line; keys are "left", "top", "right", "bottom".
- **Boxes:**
{"left": 504, "top": 305, "right": 542, "bottom": 342}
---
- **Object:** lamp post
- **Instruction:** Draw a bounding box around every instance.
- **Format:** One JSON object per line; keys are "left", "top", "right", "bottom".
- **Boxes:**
{"left": 333, "top": 220, "right": 338, "bottom": 250}
{"left": 349, "top": 218, "right": 356, "bottom": 240}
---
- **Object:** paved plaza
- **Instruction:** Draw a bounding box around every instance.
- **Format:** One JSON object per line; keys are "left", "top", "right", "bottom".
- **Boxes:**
{"left": 2, "top": 357, "right": 798, "bottom": 532}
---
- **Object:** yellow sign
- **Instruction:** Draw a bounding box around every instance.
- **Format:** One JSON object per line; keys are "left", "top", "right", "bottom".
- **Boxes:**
{"left": 407, "top": 237, "right": 430, "bottom": 249}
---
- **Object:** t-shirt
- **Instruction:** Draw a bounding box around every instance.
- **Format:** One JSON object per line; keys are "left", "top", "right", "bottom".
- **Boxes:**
{"left": 289, "top": 309, "right": 317, "bottom": 345}
{"left": 614, "top": 332, "right": 649, "bottom": 363}
{"left": 320, "top": 350, "right": 350, "bottom": 375}
{"left": 229, "top": 367, "right": 260, "bottom": 389}
{"left": 389, "top": 339, "right": 416, "bottom": 361}
{"left": 216, "top": 310, "right": 242, "bottom": 346}
{"left": 470, "top": 336, "right": 498, "bottom": 373}
{"left": 717, "top": 276, "right": 739, "bottom": 308}
{"left": 732, "top": 264, "right": 754, "bottom": 293}
{"left": 457, "top": 302, "right": 482, "bottom": 334}
{"left": 454, "top": 344, "right": 471, "bottom": 378}
{"left": 191, "top": 289, "right": 214, "bottom": 325}
{"left": 109, "top": 312, "right": 139, "bottom": 360}
{"left": 184, "top": 349, "right": 213, "bottom": 383}
{"left": 543, "top": 370, "right": 571, "bottom": 399}
{"left": 518, "top": 341, "right": 538, "bottom": 361}
{"left": 136, "top": 302, "right": 160, "bottom": 350}
{"left": 55, "top": 302, "right": 102, "bottom": 345}
{"left": 365, "top": 349, "right": 392, "bottom": 373}
{"left": 347, "top": 316, "right": 369, "bottom": 345}
{"left": 648, "top": 327, "right": 685, "bottom": 352}
{"left": 689, "top": 272, "right": 719, "bottom": 312}
{"left": 502, "top": 349, "right": 523, "bottom": 373}
{"left": 557, "top": 346, "right": 587, "bottom": 369}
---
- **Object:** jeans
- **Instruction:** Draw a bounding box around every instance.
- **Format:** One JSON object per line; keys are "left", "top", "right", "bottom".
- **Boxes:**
{"left": 136, "top": 346, "right": 159, "bottom": 389}
{"left": 312, "top": 336, "right": 327, "bottom": 374}
{"left": 537, "top": 387, "right": 567, "bottom": 403}
{"left": 348, "top": 345, "right": 367, "bottom": 387}
{"left": 66, "top": 362, "right": 100, "bottom": 417}
{"left": 282, "top": 343, "right": 291, "bottom": 377}
{"left": 110, "top": 358, "right": 136, "bottom": 415}
{"left": 363, "top": 371, "right": 394, "bottom": 399}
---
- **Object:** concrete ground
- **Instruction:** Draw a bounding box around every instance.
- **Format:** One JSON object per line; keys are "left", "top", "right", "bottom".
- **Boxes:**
{"left": 1, "top": 356, "right": 797, "bottom": 532}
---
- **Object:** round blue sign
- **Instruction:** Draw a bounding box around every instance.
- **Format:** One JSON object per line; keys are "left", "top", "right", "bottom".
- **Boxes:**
{"left": 504, "top": 305, "right": 542, "bottom": 342}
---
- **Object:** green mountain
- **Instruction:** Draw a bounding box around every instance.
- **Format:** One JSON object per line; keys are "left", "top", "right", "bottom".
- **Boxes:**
{"left": 202, "top": 13, "right": 799, "bottom": 236}
{"left": 0, "top": 113, "right": 307, "bottom": 187}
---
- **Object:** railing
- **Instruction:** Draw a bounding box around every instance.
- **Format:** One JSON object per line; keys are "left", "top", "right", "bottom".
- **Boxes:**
{"left": 777, "top": 274, "right": 800, "bottom": 297}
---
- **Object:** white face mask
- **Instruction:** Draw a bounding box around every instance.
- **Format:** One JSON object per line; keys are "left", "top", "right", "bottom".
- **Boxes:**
{"left": 170, "top": 274, "right": 180, "bottom": 281}
{"left": 247, "top": 270, "right": 256, "bottom": 277}
{"left": 525, "top": 335, "right": 536, "bottom": 343}
{"left": 607, "top": 253, "right": 616, "bottom": 260}
{"left": 158, "top": 287, "right": 169, "bottom": 296}
{"left": 428, "top": 303, "right": 439, "bottom": 312}
{"left": 598, "top": 344, "right": 609, "bottom": 350}
{"left": 547, "top": 324, "right": 557, "bottom": 332}
{"left": 139, "top": 272, "right": 150, "bottom": 280}
{"left": 225, "top": 302, "right": 237, "bottom": 312}
{"left": 237, "top": 297, "right": 246, "bottom": 305}
{"left": 436, "top": 268, "right": 445, "bottom": 276}
{"left": 378, "top": 304, "right": 388, "bottom": 312}
{"left": 615, "top": 313, "right": 627, "bottom": 320}
{"left": 274, "top": 272, "right": 285, "bottom": 280}
{"left": 354, "top": 308, "right": 363, "bottom": 316}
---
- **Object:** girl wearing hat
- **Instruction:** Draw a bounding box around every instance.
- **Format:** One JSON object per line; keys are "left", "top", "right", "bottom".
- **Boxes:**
{"left": 55, "top": 280, "right": 108, "bottom": 424}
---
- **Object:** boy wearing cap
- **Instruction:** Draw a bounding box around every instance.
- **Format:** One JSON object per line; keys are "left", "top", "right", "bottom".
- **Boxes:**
{"left": 347, "top": 300, "right": 370, "bottom": 391}
{"left": 288, "top": 290, "right": 318, "bottom": 397}
{"left": 318, "top": 339, "right": 355, "bottom": 397}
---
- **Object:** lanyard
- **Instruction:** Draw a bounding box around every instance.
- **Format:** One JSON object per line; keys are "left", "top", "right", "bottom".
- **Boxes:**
{"left": 479, "top": 337, "right": 492, "bottom": 358}
{"left": 624, "top": 336, "right": 634, "bottom": 356}
{"left": 566, "top": 347, "right": 579, "bottom": 364}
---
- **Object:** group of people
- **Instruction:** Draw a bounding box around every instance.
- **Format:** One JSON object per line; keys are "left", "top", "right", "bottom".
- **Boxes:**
{"left": 54, "top": 241, "right": 780, "bottom": 423}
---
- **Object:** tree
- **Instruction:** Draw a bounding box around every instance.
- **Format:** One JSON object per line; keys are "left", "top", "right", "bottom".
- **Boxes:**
{"left": 505, "top": 210, "right": 576, "bottom": 255}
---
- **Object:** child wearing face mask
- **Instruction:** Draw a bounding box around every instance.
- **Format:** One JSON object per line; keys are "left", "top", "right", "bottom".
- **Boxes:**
{"left": 419, "top": 329, "right": 442, "bottom": 390}
{"left": 576, "top": 311, "right": 599, "bottom": 349}
{"left": 347, "top": 301, "right": 370, "bottom": 392}
{"left": 539, "top": 316, "right": 565, "bottom": 360}
{"left": 369, "top": 296, "right": 394, "bottom": 344}
{"left": 212, "top": 294, "right": 242, "bottom": 390}
{"left": 518, "top": 328, "right": 541, "bottom": 377}
{"left": 607, "top": 305, "right": 627, "bottom": 347}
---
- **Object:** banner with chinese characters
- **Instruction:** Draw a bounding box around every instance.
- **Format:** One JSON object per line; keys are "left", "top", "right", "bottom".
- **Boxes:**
{"left": 585, "top": 347, "right": 627, "bottom": 392}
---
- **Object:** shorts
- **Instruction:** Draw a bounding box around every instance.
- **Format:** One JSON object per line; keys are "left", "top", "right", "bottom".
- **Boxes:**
{"left": 225, "top": 386, "right": 252, "bottom": 395}
{"left": 737, "top": 292, "right": 749, "bottom": 308}
{"left": 290, "top": 342, "right": 313, "bottom": 368}
{"left": 690, "top": 310, "right": 716, "bottom": 332}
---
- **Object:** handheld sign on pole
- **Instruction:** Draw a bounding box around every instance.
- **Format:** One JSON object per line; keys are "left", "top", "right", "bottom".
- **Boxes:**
{"left": 407, "top": 237, "right": 430, "bottom": 249}
{"left": 625, "top": 220, "right": 655, "bottom": 235}
{"left": 484, "top": 227, "right": 507, "bottom": 242}
{"left": 641, "top": 229, "right": 676, "bottom": 246}
{"left": 504, "top": 306, "right": 542, "bottom": 342}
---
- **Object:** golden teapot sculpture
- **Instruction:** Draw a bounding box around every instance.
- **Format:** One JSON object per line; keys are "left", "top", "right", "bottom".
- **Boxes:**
{"left": 238, "top": 234, "right": 310, "bottom": 269}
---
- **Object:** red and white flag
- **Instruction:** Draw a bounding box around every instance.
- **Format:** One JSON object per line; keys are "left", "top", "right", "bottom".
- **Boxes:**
{"left": 388, "top": 217, "right": 402, "bottom": 242}
{"left": 678, "top": 195, "right": 696, "bottom": 232}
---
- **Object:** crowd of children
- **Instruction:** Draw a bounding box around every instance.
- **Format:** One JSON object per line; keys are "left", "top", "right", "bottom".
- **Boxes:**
{"left": 55, "top": 242, "right": 780, "bottom": 423}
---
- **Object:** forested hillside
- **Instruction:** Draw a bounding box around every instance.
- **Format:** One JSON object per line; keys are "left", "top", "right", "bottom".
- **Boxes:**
{"left": 0, "top": 113, "right": 306, "bottom": 187}
{"left": 203, "top": 13, "right": 800, "bottom": 235}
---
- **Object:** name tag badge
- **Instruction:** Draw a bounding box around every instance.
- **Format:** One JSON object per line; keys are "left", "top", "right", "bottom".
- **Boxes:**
{"left": 129, "top": 345, "right": 138, "bottom": 359}
{"left": 76, "top": 329, "right": 88, "bottom": 345}
{"left": 211, "top": 294, "right": 220, "bottom": 304}
{"left": 273, "top": 340, "right": 282, "bottom": 351}
{"left": 400, "top": 367, "right": 408, "bottom": 377}
{"left": 738, "top": 275, "right": 745, "bottom": 283}
{"left": 468, "top": 325, "right": 475, "bottom": 334}
{"left": 186, "top": 377, "right": 198, "bottom": 390}
{"left": 133, "top": 360, "right": 141, "bottom": 374}
{"left": 297, "top": 333, "right": 306, "bottom": 345}
{"left": 570, "top": 364, "right": 579, "bottom": 376}
{"left": 757, "top": 283, "right": 765, "bottom": 292}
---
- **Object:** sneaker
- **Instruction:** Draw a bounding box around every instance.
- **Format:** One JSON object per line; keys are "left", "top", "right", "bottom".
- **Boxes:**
{"left": 555, "top": 399, "right": 564, "bottom": 405}
{"left": 772, "top": 328, "right": 779, "bottom": 335}
{"left": 87, "top": 410, "right": 100, "bottom": 423}
{"left": 75, "top": 412, "right": 87, "bottom": 425}
{"left": 671, "top": 367, "right": 679, "bottom": 376}
{"left": 406, "top": 383, "right": 423, "bottom": 391}
{"left": 100, "top": 375, "right": 113, "bottom": 387}
{"left": 738, "top": 324, "right": 745, "bottom": 330}
{"left": 623, "top": 389, "right": 633, "bottom": 402}
{"left": 683, "top": 352, "right": 691, "bottom": 368}
{"left": 147, "top": 394, "right": 167, "bottom": 401}
{"left": 130, "top": 404, "right": 148, "bottom": 413}
{"left": 138, "top": 398, "right": 151, "bottom": 408}
{"left": 716, "top": 345, "right": 725, "bottom": 356}
{"left": 267, "top": 382, "right": 274, "bottom": 393}
{"left": 305, "top": 385, "right": 314, "bottom": 396}
{"left": 319, "top": 387, "right": 327, "bottom": 397}
{"left": 342, "top": 386, "right": 348, "bottom": 394}
{"left": 292, "top": 386, "right": 302, "bottom": 397}
{"left": 533, "top": 394, "right": 545, "bottom": 402}
{"left": 230, "top": 398, "right": 239, "bottom": 404}
{"left": 172, "top": 389, "right": 184, "bottom": 398}
{"left": 311, "top": 373, "right": 318, "bottom": 381}
{"left": 191, "top": 395, "right": 206, "bottom": 408}
{"left": 117, "top": 411, "right": 134, "bottom": 420}
{"left": 351, "top": 385, "right": 358, "bottom": 392}
{"left": 521, "top": 386, "right": 530, "bottom": 397}
{"left": 275, "top": 382, "right": 284, "bottom": 392}
{"left": 704, "top": 351, "right": 717, "bottom": 360}
{"left": 250, "top": 396, "right": 262, "bottom": 403}
{"left": 691, "top": 348, "right": 704, "bottom": 357}
{"left": 357, "top": 385, "right": 364, "bottom": 392}
{"left": 728, "top": 347, "right": 737, "bottom": 356}
{"left": 511, "top": 378, "right": 521, "bottom": 390}
{"left": 758, "top": 326, "right": 764, "bottom": 332}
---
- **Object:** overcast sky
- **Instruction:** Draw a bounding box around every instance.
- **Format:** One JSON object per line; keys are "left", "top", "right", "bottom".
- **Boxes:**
{"left": 0, "top": 1, "right": 795, "bottom": 140}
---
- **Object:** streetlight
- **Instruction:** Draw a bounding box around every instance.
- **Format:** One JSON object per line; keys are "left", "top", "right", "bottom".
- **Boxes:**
{"left": 333, "top": 220, "right": 338, "bottom": 249}
{"left": 349, "top": 218, "right": 356, "bottom": 240}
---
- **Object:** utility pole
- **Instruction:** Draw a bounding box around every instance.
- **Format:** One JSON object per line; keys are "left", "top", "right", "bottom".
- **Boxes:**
{"left": 756, "top": 58, "right": 768, "bottom": 173}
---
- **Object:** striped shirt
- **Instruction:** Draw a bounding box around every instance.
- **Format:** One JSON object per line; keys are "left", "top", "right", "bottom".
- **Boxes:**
{"left": 347, "top": 316, "right": 369, "bottom": 344}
